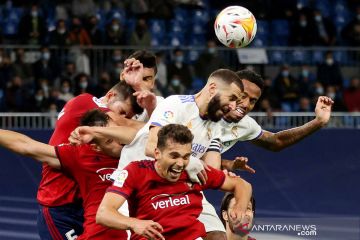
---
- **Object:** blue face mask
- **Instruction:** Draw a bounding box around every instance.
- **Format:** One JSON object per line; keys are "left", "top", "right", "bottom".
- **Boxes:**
{"left": 302, "top": 69, "right": 309, "bottom": 78}
{"left": 42, "top": 52, "right": 50, "bottom": 61}
{"left": 282, "top": 70, "right": 289, "bottom": 77}
{"left": 175, "top": 56, "right": 184, "bottom": 63}
{"left": 208, "top": 48, "right": 216, "bottom": 54}
{"left": 171, "top": 79, "right": 181, "bottom": 87}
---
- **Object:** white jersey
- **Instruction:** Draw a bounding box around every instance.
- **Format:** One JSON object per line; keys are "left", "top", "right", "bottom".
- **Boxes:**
{"left": 132, "top": 96, "right": 164, "bottom": 122}
{"left": 117, "top": 95, "right": 220, "bottom": 170}
{"left": 210, "top": 115, "right": 262, "bottom": 154}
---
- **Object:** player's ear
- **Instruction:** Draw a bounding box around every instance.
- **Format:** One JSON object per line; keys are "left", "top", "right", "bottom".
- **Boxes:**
{"left": 222, "top": 210, "right": 229, "bottom": 222}
{"left": 154, "top": 147, "right": 161, "bottom": 159}
{"left": 208, "top": 82, "right": 217, "bottom": 97}
{"left": 90, "top": 143, "right": 101, "bottom": 152}
{"left": 120, "top": 70, "right": 125, "bottom": 81}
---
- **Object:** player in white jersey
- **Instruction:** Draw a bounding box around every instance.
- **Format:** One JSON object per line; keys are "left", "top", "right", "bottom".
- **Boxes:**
{"left": 205, "top": 69, "right": 334, "bottom": 173}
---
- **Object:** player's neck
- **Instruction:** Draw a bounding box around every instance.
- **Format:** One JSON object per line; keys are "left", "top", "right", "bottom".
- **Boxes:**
{"left": 194, "top": 91, "right": 209, "bottom": 118}
{"left": 227, "top": 232, "right": 249, "bottom": 240}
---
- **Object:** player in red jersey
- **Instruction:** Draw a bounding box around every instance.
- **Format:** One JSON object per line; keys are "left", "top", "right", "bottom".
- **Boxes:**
{"left": 0, "top": 110, "right": 135, "bottom": 239}
{"left": 96, "top": 124, "right": 252, "bottom": 240}
{"left": 37, "top": 50, "right": 157, "bottom": 239}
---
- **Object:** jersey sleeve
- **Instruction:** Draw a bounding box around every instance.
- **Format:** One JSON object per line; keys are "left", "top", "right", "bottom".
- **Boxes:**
{"left": 201, "top": 166, "right": 226, "bottom": 190}
{"left": 54, "top": 144, "right": 79, "bottom": 177}
{"left": 106, "top": 163, "right": 137, "bottom": 199}
{"left": 149, "top": 95, "right": 186, "bottom": 127}
{"left": 239, "top": 116, "right": 263, "bottom": 141}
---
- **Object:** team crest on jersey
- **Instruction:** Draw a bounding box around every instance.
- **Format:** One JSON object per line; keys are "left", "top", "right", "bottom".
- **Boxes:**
{"left": 113, "top": 170, "right": 128, "bottom": 187}
{"left": 163, "top": 111, "right": 174, "bottom": 119}
{"left": 186, "top": 121, "right": 192, "bottom": 129}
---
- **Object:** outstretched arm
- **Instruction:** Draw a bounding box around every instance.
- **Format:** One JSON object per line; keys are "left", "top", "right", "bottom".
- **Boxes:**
{"left": 0, "top": 129, "right": 60, "bottom": 169}
{"left": 252, "top": 96, "right": 334, "bottom": 151}
{"left": 96, "top": 192, "right": 164, "bottom": 240}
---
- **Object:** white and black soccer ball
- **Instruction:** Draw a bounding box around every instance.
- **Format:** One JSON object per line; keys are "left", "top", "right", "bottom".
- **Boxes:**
{"left": 214, "top": 6, "right": 257, "bottom": 48}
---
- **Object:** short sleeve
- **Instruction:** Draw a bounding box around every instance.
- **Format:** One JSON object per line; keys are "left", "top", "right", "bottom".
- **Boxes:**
{"left": 106, "top": 163, "right": 137, "bottom": 199}
{"left": 55, "top": 144, "right": 79, "bottom": 176}
{"left": 202, "top": 166, "right": 226, "bottom": 190}
{"left": 149, "top": 96, "right": 187, "bottom": 127}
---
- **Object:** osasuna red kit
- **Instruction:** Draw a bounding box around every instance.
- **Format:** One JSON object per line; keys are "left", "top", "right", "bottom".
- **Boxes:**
{"left": 37, "top": 93, "right": 109, "bottom": 240}
{"left": 55, "top": 144, "right": 127, "bottom": 239}
{"left": 107, "top": 160, "right": 226, "bottom": 240}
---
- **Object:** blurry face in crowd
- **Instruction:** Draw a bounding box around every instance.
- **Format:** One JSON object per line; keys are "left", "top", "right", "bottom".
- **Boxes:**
{"left": 224, "top": 79, "right": 261, "bottom": 123}
{"left": 154, "top": 140, "right": 191, "bottom": 182}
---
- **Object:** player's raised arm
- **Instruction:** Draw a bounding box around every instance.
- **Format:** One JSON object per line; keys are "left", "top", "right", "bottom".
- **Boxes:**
{"left": 252, "top": 96, "right": 334, "bottom": 151}
{"left": 96, "top": 192, "right": 165, "bottom": 240}
{"left": 70, "top": 125, "right": 138, "bottom": 145}
{"left": 145, "top": 125, "right": 161, "bottom": 158}
{"left": 219, "top": 175, "right": 252, "bottom": 226}
{"left": 0, "top": 129, "right": 60, "bottom": 169}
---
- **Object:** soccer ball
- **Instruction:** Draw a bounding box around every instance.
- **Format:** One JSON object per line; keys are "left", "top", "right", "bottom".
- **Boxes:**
{"left": 214, "top": 6, "right": 257, "bottom": 48}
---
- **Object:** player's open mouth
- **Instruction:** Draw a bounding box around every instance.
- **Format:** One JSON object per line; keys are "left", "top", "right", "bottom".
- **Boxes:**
{"left": 169, "top": 167, "right": 183, "bottom": 178}
{"left": 234, "top": 107, "right": 245, "bottom": 118}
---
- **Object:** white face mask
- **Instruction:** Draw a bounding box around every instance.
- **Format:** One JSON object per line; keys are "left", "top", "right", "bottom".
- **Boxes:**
{"left": 35, "top": 95, "right": 43, "bottom": 101}
{"left": 316, "top": 87, "right": 324, "bottom": 95}
{"left": 326, "top": 58, "right": 334, "bottom": 66}
{"left": 315, "top": 15, "right": 322, "bottom": 22}
{"left": 62, "top": 87, "right": 70, "bottom": 93}
{"left": 58, "top": 28, "right": 66, "bottom": 34}
{"left": 79, "top": 81, "right": 88, "bottom": 89}
{"left": 31, "top": 11, "right": 38, "bottom": 17}
{"left": 112, "top": 24, "right": 120, "bottom": 31}
{"left": 171, "top": 79, "right": 181, "bottom": 87}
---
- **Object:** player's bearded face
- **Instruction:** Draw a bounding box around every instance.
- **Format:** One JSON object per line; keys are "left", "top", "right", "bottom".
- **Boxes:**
{"left": 226, "top": 199, "right": 254, "bottom": 236}
{"left": 207, "top": 94, "right": 232, "bottom": 122}
{"left": 155, "top": 142, "right": 191, "bottom": 182}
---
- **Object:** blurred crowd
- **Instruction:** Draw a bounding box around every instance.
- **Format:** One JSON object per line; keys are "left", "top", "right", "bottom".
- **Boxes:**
{"left": 0, "top": 0, "right": 359, "bottom": 113}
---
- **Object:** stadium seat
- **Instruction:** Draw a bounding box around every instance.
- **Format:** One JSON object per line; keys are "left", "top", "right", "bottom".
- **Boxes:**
{"left": 191, "top": 10, "right": 209, "bottom": 24}
{"left": 174, "top": 8, "right": 188, "bottom": 22}
{"left": 290, "top": 50, "right": 310, "bottom": 65}
{"left": 168, "top": 20, "right": 186, "bottom": 34}
{"left": 270, "top": 20, "right": 290, "bottom": 46}
{"left": 188, "top": 35, "right": 206, "bottom": 46}
{"left": 315, "top": 0, "right": 332, "bottom": 17}
{"left": 269, "top": 50, "right": 286, "bottom": 64}
{"left": 256, "top": 20, "right": 269, "bottom": 36}
{"left": 149, "top": 19, "right": 166, "bottom": 37}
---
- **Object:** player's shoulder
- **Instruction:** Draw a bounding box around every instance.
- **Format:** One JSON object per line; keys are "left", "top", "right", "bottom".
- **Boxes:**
{"left": 163, "top": 95, "right": 195, "bottom": 104}
{"left": 127, "top": 160, "right": 155, "bottom": 171}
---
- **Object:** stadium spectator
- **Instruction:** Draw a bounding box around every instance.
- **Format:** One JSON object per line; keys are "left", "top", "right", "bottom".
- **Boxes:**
{"left": 343, "top": 77, "right": 360, "bottom": 112}
{"left": 195, "top": 39, "right": 227, "bottom": 81}
{"left": 325, "top": 85, "right": 347, "bottom": 111}
{"left": 30, "top": 88, "right": 49, "bottom": 112}
{"left": 129, "top": 18, "right": 151, "bottom": 46}
{"left": 74, "top": 73, "right": 94, "bottom": 96}
{"left": 68, "top": 17, "right": 92, "bottom": 46}
{"left": 104, "top": 17, "right": 125, "bottom": 45}
{"left": 341, "top": 6, "right": 360, "bottom": 46}
{"left": 220, "top": 193, "right": 256, "bottom": 240}
{"left": 312, "top": 9, "right": 336, "bottom": 46}
{"left": 317, "top": 51, "right": 343, "bottom": 90}
{"left": 18, "top": 3, "right": 47, "bottom": 45}
{"left": 298, "top": 96, "right": 312, "bottom": 112}
{"left": 168, "top": 74, "right": 186, "bottom": 95}
{"left": 154, "top": 51, "right": 168, "bottom": 96}
{"left": 49, "top": 88, "right": 67, "bottom": 111}
{"left": 32, "top": 47, "right": 58, "bottom": 84}
{"left": 49, "top": 19, "right": 70, "bottom": 46}
{"left": 85, "top": 15, "right": 103, "bottom": 45}
{"left": 298, "top": 64, "right": 316, "bottom": 98}
{"left": 0, "top": 51, "right": 14, "bottom": 87}
{"left": 58, "top": 79, "right": 74, "bottom": 102}
{"left": 59, "top": 62, "right": 77, "bottom": 86}
{"left": 38, "top": 78, "right": 51, "bottom": 98}
{"left": 93, "top": 72, "right": 113, "bottom": 97}
{"left": 290, "top": 11, "right": 317, "bottom": 46}
{"left": 5, "top": 76, "right": 30, "bottom": 112}
{"left": 273, "top": 65, "right": 300, "bottom": 112}
{"left": 167, "top": 48, "right": 193, "bottom": 89}
{"left": 12, "top": 48, "right": 33, "bottom": 85}
{"left": 71, "top": 0, "right": 96, "bottom": 19}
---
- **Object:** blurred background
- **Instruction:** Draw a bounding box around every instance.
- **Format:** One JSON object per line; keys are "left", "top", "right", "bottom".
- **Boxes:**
{"left": 0, "top": 0, "right": 359, "bottom": 239}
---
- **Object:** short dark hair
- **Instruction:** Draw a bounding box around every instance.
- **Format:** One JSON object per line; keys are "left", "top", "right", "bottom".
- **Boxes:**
{"left": 127, "top": 50, "right": 157, "bottom": 74}
{"left": 157, "top": 124, "right": 194, "bottom": 150}
{"left": 209, "top": 69, "right": 244, "bottom": 92}
{"left": 109, "top": 81, "right": 143, "bottom": 115}
{"left": 236, "top": 69, "right": 264, "bottom": 92}
{"left": 80, "top": 109, "right": 109, "bottom": 127}
{"left": 220, "top": 193, "right": 256, "bottom": 226}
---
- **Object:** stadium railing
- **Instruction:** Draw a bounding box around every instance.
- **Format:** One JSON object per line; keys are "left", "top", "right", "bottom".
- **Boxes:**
{"left": 1, "top": 112, "right": 359, "bottom": 130}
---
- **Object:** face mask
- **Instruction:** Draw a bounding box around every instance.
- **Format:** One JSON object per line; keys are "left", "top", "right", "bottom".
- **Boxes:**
{"left": 315, "top": 15, "right": 322, "bottom": 22}
{"left": 42, "top": 84, "right": 49, "bottom": 91}
{"left": 300, "top": 20, "right": 307, "bottom": 27}
{"left": 326, "top": 58, "right": 334, "bottom": 66}
{"left": 79, "top": 81, "right": 88, "bottom": 89}
{"left": 175, "top": 56, "right": 183, "bottom": 63}
{"left": 327, "top": 92, "right": 336, "bottom": 99}
{"left": 31, "top": 11, "right": 38, "bottom": 17}
{"left": 316, "top": 87, "right": 324, "bottom": 95}
{"left": 42, "top": 52, "right": 50, "bottom": 61}
{"left": 58, "top": 28, "right": 66, "bottom": 34}
{"left": 208, "top": 48, "right": 216, "bottom": 54}
{"left": 282, "top": 70, "right": 289, "bottom": 77}
{"left": 35, "top": 95, "right": 43, "bottom": 101}
{"left": 113, "top": 55, "right": 122, "bottom": 62}
{"left": 62, "top": 87, "right": 70, "bottom": 93}
{"left": 357, "top": 14, "right": 360, "bottom": 21}
{"left": 171, "top": 79, "right": 181, "bottom": 87}
{"left": 302, "top": 69, "right": 309, "bottom": 78}
{"left": 112, "top": 24, "right": 120, "bottom": 31}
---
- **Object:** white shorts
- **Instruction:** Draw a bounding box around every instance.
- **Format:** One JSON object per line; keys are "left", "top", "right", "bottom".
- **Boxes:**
{"left": 198, "top": 193, "right": 226, "bottom": 233}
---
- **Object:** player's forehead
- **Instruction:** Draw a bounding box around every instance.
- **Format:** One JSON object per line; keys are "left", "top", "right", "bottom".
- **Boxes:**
{"left": 221, "top": 82, "right": 243, "bottom": 99}
{"left": 143, "top": 67, "right": 155, "bottom": 78}
{"left": 164, "top": 140, "right": 191, "bottom": 153}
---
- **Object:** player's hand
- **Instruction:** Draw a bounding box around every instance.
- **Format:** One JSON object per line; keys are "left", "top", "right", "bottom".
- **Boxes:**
{"left": 232, "top": 157, "right": 255, "bottom": 174}
{"left": 131, "top": 219, "right": 164, "bottom": 240}
{"left": 133, "top": 90, "right": 157, "bottom": 115}
{"left": 123, "top": 58, "right": 144, "bottom": 91}
{"left": 68, "top": 126, "right": 94, "bottom": 145}
{"left": 314, "top": 96, "right": 334, "bottom": 126}
{"left": 185, "top": 157, "right": 207, "bottom": 185}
